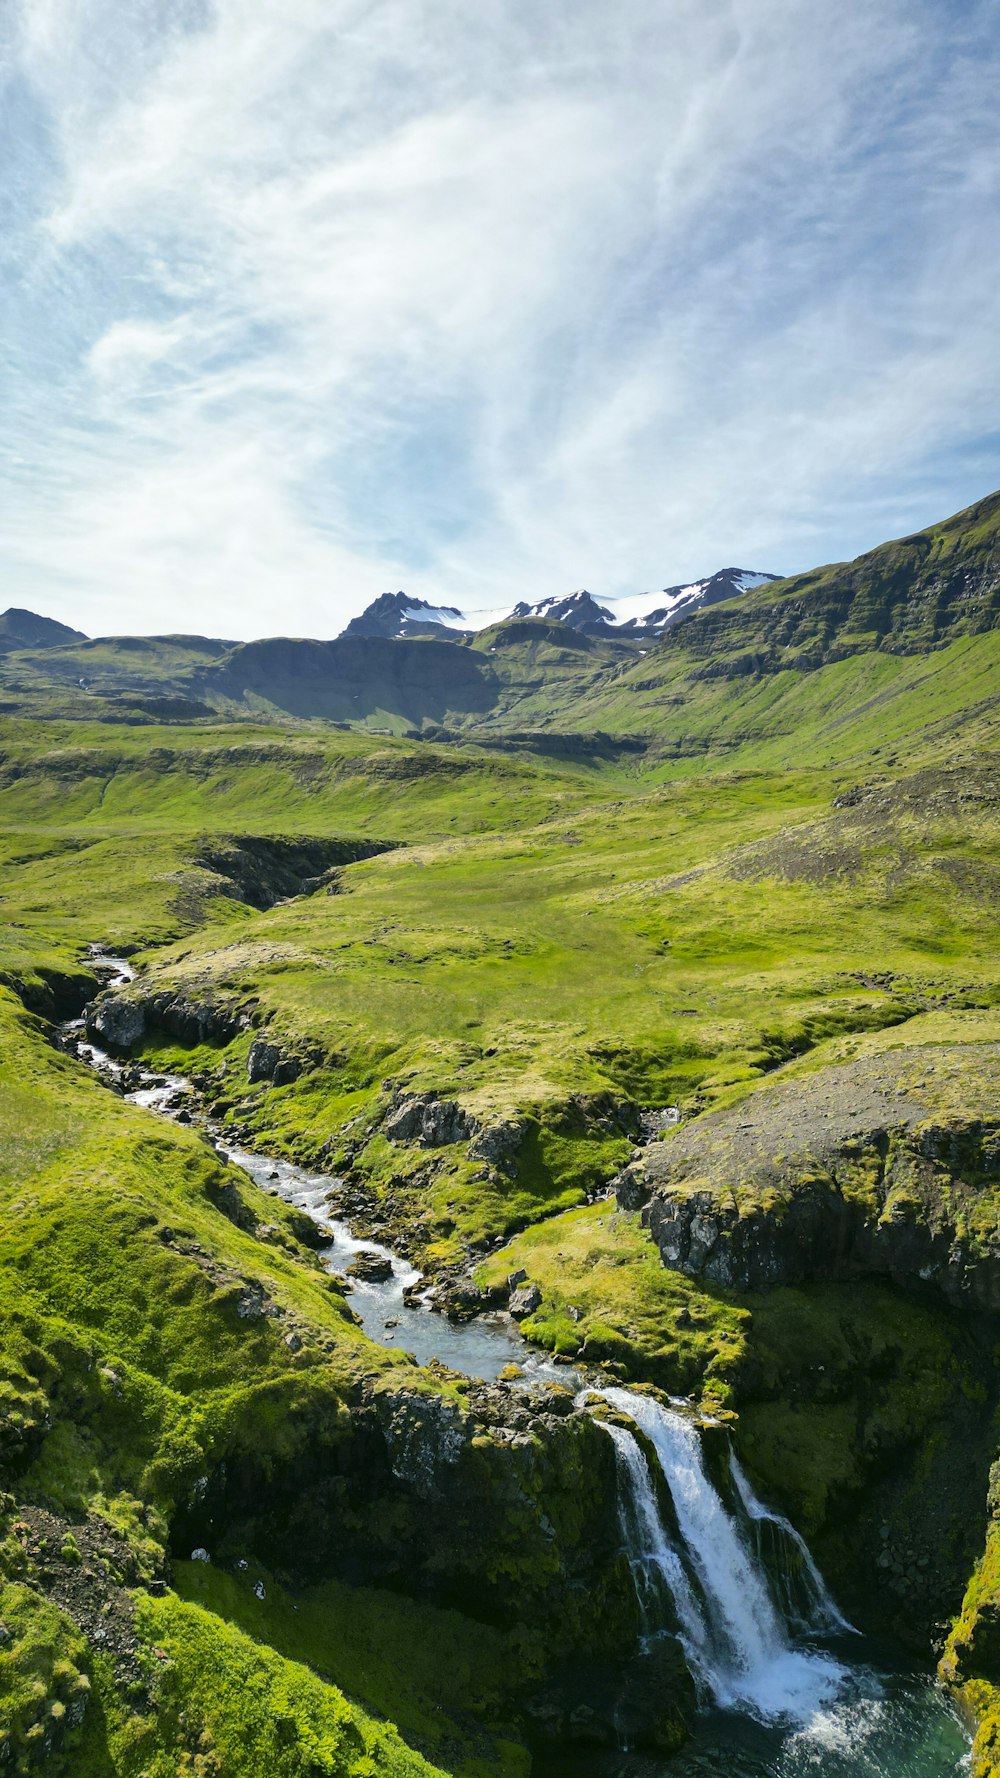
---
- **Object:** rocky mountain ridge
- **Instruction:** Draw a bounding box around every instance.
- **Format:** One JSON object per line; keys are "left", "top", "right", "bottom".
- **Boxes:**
{"left": 343, "top": 567, "right": 778, "bottom": 641}
{"left": 1, "top": 487, "right": 996, "bottom": 735}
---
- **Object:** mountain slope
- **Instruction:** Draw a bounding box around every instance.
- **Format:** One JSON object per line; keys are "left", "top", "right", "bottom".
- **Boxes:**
{"left": 0, "top": 490, "right": 996, "bottom": 757}
{"left": 208, "top": 634, "right": 497, "bottom": 723}
{"left": 661, "top": 487, "right": 1000, "bottom": 671}
{"left": 342, "top": 592, "right": 471, "bottom": 640}
{"left": 538, "top": 488, "right": 1000, "bottom": 763}
{"left": 0, "top": 607, "right": 86, "bottom": 652}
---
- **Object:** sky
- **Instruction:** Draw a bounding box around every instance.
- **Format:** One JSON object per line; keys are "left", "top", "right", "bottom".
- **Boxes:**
{"left": 1, "top": 0, "right": 999, "bottom": 641}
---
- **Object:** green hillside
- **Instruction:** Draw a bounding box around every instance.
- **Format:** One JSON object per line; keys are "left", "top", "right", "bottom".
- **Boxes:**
{"left": 1, "top": 488, "right": 1000, "bottom": 1774}
{"left": 2, "top": 489, "right": 997, "bottom": 755}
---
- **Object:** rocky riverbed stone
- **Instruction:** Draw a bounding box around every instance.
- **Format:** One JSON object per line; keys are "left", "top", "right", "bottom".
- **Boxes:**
{"left": 346, "top": 1250, "right": 394, "bottom": 1283}
{"left": 510, "top": 1282, "right": 542, "bottom": 1319}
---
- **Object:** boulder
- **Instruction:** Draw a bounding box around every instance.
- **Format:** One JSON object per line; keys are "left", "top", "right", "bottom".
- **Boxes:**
{"left": 347, "top": 1251, "right": 394, "bottom": 1283}
{"left": 86, "top": 995, "right": 146, "bottom": 1053}
{"left": 510, "top": 1282, "right": 542, "bottom": 1320}
{"left": 246, "top": 1038, "right": 281, "bottom": 1084}
{"left": 614, "top": 1163, "right": 650, "bottom": 1211}
{"left": 467, "top": 1118, "right": 526, "bottom": 1177}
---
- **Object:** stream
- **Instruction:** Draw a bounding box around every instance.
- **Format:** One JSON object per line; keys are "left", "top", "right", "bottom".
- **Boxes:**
{"left": 64, "top": 956, "right": 973, "bottom": 1777}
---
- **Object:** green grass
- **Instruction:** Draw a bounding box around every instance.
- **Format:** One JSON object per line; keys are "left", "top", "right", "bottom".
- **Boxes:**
{"left": 172, "top": 1562, "right": 529, "bottom": 1778}
{"left": 573, "top": 633, "right": 1000, "bottom": 772}
{"left": 106, "top": 754, "right": 1000, "bottom": 1262}
{"left": 0, "top": 987, "right": 416, "bottom": 1514}
{"left": 476, "top": 1202, "right": 748, "bottom": 1396}
{"left": 22, "top": 1578, "right": 452, "bottom": 1778}
{"left": 0, "top": 1580, "right": 91, "bottom": 1768}
{"left": 131, "top": 1588, "right": 448, "bottom": 1778}
{"left": 0, "top": 720, "right": 611, "bottom": 837}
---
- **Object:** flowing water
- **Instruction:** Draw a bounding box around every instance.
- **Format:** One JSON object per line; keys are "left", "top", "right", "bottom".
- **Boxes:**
{"left": 593, "top": 1390, "right": 970, "bottom": 1776}
{"left": 224, "top": 1141, "right": 573, "bottom": 1382}
{"left": 64, "top": 956, "right": 572, "bottom": 1385}
{"left": 598, "top": 1388, "right": 849, "bottom": 1719}
{"left": 65, "top": 955, "right": 972, "bottom": 1776}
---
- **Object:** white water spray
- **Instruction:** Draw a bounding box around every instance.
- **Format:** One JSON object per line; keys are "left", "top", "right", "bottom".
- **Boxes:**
{"left": 598, "top": 1387, "right": 849, "bottom": 1722}
{"left": 729, "top": 1451, "right": 854, "bottom": 1637}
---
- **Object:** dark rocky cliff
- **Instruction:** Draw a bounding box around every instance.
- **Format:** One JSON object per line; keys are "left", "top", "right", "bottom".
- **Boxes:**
{"left": 619, "top": 1044, "right": 1000, "bottom": 1309}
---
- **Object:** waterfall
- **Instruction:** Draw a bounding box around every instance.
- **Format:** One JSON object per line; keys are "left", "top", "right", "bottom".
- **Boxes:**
{"left": 598, "top": 1386, "right": 849, "bottom": 1723}
{"left": 601, "top": 1417, "right": 715, "bottom": 1685}
{"left": 729, "top": 1451, "right": 853, "bottom": 1637}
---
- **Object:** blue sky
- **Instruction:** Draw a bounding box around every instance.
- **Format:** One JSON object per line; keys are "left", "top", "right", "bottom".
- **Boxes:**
{"left": 1, "top": 0, "right": 999, "bottom": 639}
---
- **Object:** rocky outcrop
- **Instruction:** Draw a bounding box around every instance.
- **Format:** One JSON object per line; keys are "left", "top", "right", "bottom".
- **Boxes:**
{"left": 85, "top": 986, "right": 248, "bottom": 1054}
{"left": 382, "top": 1097, "right": 529, "bottom": 1177}
{"left": 189, "top": 833, "right": 396, "bottom": 911}
{"left": 941, "top": 1463, "right": 1000, "bottom": 1772}
{"left": 86, "top": 994, "right": 147, "bottom": 1051}
{"left": 626, "top": 1044, "right": 1000, "bottom": 1310}
{"left": 247, "top": 1037, "right": 282, "bottom": 1083}
{"left": 510, "top": 1282, "right": 542, "bottom": 1320}
{"left": 168, "top": 1373, "right": 691, "bottom": 1750}
{"left": 468, "top": 1117, "right": 526, "bottom": 1177}
{"left": 384, "top": 1095, "right": 474, "bottom": 1147}
{"left": 245, "top": 1036, "right": 309, "bottom": 1086}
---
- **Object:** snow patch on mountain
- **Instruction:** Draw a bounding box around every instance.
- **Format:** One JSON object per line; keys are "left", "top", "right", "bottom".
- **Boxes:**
{"left": 342, "top": 568, "right": 778, "bottom": 640}
{"left": 402, "top": 605, "right": 468, "bottom": 629}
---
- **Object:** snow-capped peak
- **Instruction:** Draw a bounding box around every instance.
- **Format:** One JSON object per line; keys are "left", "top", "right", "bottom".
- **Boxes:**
{"left": 507, "top": 589, "right": 617, "bottom": 630}
{"left": 340, "top": 568, "right": 777, "bottom": 641}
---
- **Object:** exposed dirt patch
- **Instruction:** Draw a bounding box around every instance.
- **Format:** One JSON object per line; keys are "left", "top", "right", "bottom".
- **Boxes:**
{"left": 11, "top": 1503, "right": 162, "bottom": 1697}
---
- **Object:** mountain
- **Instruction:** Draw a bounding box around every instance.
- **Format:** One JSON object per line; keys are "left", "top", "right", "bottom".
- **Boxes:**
{"left": 0, "top": 606, "right": 87, "bottom": 652}
{"left": 0, "top": 492, "right": 996, "bottom": 749}
{"left": 506, "top": 570, "right": 778, "bottom": 634}
{"left": 610, "top": 567, "right": 778, "bottom": 632}
{"left": 340, "top": 570, "right": 778, "bottom": 641}
{"left": 507, "top": 589, "right": 616, "bottom": 630}
{"left": 342, "top": 591, "right": 472, "bottom": 639}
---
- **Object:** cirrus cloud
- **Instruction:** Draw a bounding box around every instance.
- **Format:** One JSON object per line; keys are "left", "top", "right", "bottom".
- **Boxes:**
{"left": 1, "top": 0, "right": 998, "bottom": 637}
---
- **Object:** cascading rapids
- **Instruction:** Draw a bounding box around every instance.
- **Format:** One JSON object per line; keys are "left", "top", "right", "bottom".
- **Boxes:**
{"left": 597, "top": 1386, "right": 851, "bottom": 1723}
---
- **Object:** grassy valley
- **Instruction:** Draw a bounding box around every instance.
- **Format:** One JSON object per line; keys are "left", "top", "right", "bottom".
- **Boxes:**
{"left": 0, "top": 487, "right": 999, "bottom": 1773}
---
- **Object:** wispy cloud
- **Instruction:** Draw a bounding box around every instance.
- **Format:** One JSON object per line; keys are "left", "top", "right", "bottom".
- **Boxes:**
{"left": 2, "top": 0, "right": 998, "bottom": 636}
